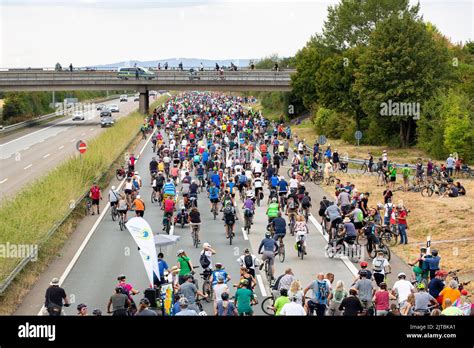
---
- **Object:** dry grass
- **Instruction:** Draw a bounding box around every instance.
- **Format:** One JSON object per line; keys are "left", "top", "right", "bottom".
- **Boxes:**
{"left": 292, "top": 119, "right": 437, "bottom": 165}
{"left": 328, "top": 172, "right": 474, "bottom": 292}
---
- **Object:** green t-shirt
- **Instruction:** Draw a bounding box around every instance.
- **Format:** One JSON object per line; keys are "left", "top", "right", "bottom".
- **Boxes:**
{"left": 178, "top": 256, "right": 191, "bottom": 276}
{"left": 402, "top": 168, "right": 411, "bottom": 178}
{"left": 235, "top": 288, "right": 254, "bottom": 314}
{"left": 267, "top": 203, "right": 279, "bottom": 218}
{"left": 390, "top": 167, "right": 397, "bottom": 178}
{"left": 274, "top": 296, "right": 290, "bottom": 316}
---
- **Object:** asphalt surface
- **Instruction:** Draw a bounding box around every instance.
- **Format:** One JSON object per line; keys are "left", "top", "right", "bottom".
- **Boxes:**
{"left": 14, "top": 128, "right": 411, "bottom": 316}
{"left": 0, "top": 97, "right": 139, "bottom": 199}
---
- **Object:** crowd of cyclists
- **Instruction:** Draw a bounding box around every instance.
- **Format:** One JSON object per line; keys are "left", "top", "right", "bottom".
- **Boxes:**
{"left": 45, "top": 91, "right": 471, "bottom": 317}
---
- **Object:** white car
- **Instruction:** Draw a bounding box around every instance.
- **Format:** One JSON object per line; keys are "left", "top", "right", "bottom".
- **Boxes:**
{"left": 119, "top": 95, "right": 128, "bottom": 102}
{"left": 149, "top": 90, "right": 158, "bottom": 97}
{"left": 72, "top": 111, "right": 85, "bottom": 121}
{"left": 108, "top": 104, "right": 120, "bottom": 112}
{"left": 134, "top": 94, "right": 139, "bottom": 102}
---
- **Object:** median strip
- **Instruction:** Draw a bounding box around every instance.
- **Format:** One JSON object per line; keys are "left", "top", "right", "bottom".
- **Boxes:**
{"left": 23, "top": 164, "right": 32, "bottom": 170}
{"left": 43, "top": 154, "right": 50, "bottom": 159}
{"left": 0, "top": 178, "right": 8, "bottom": 184}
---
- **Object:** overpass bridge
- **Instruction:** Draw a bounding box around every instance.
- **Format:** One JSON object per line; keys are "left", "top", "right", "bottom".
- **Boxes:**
{"left": 0, "top": 69, "right": 294, "bottom": 113}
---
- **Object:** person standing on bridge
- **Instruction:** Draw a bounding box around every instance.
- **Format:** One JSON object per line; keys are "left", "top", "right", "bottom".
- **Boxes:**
{"left": 69, "top": 63, "right": 73, "bottom": 72}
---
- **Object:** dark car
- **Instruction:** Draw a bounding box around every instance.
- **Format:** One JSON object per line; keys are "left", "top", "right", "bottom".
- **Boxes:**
{"left": 100, "top": 110, "right": 112, "bottom": 118}
{"left": 188, "top": 68, "right": 200, "bottom": 80}
{"left": 101, "top": 116, "right": 114, "bottom": 128}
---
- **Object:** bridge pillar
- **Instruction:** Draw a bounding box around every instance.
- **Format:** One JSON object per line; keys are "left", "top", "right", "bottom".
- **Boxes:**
{"left": 139, "top": 90, "right": 149, "bottom": 115}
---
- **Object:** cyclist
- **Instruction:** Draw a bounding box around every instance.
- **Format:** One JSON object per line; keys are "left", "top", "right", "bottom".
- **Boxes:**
{"left": 325, "top": 202, "right": 342, "bottom": 241}
{"left": 253, "top": 174, "right": 264, "bottom": 203}
{"left": 108, "top": 185, "right": 120, "bottom": 212}
{"left": 211, "top": 263, "right": 231, "bottom": 286}
{"left": 242, "top": 193, "right": 255, "bottom": 225}
{"left": 128, "top": 154, "right": 136, "bottom": 173}
{"left": 372, "top": 251, "right": 391, "bottom": 286}
{"left": 414, "top": 283, "right": 438, "bottom": 315}
{"left": 303, "top": 273, "right": 330, "bottom": 316}
{"left": 258, "top": 232, "right": 279, "bottom": 280}
{"left": 117, "top": 194, "right": 128, "bottom": 223}
{"left": 294, "top": 215, "right": 309, "bottom": 255}
{"left": 163, "top": 178, "right": 176, "bottom": 202}
{"left": 234, "top": 279, "right": 255, "bottom": 316}
{"left": 132, "top": 195, "right": 145, "bottom": 217}
{"left": 208, "top": 182, "right": 220, "bottom": 213}
{"left": 116, "top": 274, "right": 140, "bottom": 314}
{"left": 222, "top": 201, "right": 237, "bottom": 238}
{"left": 277, "top": 176, "right": 288, "bottom": 204}
{"left": 149, "top": 157, "right": 158, "bottom": 184}
{"left": 300, "top": 191, "right": 312, "bottom": 218}
{"left": 163, "top": 196, "right": 175, "bottom": 233}
{"left": 237, "top": 249, "right": 260, "bottom": 278}
{"left": 152, "top": 171, "right": 165, "bottom": 202}
{"left": 271, "top": 211, "right": 287, "bottom": 243}
{"left": 267, "top": 197, "right": 280, "bottom": 224}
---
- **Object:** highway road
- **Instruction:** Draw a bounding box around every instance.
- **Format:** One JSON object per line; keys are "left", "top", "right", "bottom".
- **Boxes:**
{"left": 14, "top": 131, "right": 365, "bottom": 316}
{"left": 0, "top": 97, "right": 141, "bottom": 199}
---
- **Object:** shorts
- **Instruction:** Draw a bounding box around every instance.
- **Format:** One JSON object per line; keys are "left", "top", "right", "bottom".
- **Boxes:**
{"left": 110, "top": 201, "right": 117, "bottom": 207}
{"left": 354, "top": 222, "right": 363, "bottom": 230}
{"left": 302, "top": 204, "right": 311, "bottom": 210}
{"left": 92, "top": 199, "right": 100, "bottom": 205}
{"left": 124, "top": 189, "right": 132, "bottom": 195}
{"left": 278, "top": 191, "right": 287, "bottom": 197}
{"left": 262, "top": 250, "right": 275, "bottom": 266}
{"left": 210, "top": 198, "right": 219, "bottom": 203}
{"left": 390, "top": 177, "right": 396, "bottom": 182}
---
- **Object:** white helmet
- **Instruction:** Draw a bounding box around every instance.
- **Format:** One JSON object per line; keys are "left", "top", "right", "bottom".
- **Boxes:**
{"left": 203, "top": 242, "right": 211, "bottom": 249}
{"left": 111, "top": 186, "right": 116, "bottom": 190}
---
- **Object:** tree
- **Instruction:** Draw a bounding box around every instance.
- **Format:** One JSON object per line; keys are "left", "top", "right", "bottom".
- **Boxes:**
{"left": 315, "top": 47, "right": 365, "bottom": 130}
{"left": 323, "top": 0, "right": 414, "bottom": 50}
{"left": 354, "top": 11, "right": 452, "bottom": 147}
{"left": 291, "top": 35, "right": 334, "bottom": 110}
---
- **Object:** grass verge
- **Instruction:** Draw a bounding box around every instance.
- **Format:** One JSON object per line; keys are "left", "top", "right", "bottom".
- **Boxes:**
{"left": 326, "top": 172, "right": 474, "bottom": 292}
{"left": 0, "top": 95, "right": 169, "bottom": 313}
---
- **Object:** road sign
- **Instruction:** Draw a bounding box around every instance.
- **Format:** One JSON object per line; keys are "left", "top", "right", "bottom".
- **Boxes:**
{"left": 77, "top": 140, "right": 87, "bottom": 154}
{"left": 318, "top": 135, "right": 327, "bottom": 145}
{"left": 355, "top": 130, "right": 362, "bottom": 147}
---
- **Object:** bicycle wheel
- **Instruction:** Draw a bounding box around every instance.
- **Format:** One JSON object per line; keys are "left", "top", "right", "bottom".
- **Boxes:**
{"left": 150, "top": 191, "right": 155, "bottom": 204}
{"left": 202, "top": 281, "right": 212, "bottom": 303}
{"left": 326, "top": 243, "right": 337, "bottom": 258}
{"left": 116, "top": 172, "right": 125, "bottom": 181}
{"left": 287, "top": 168, "right": 293, "bottom": 177}
{"left": 359, "top": 164, "right": 367, "bottom": 175}
{"left": 193, "top": 228, "right": 199, "bottom": 248}
{"left": 111, "top": 207, "right": 116, "bottom": 221}
{"left": 313, "top": 174, "right": 323, "bottom": 185}
{"left": 213, "top": 207, "right": 217, "bottom": 220}
{"left": 228, "top": 225, "right": 233, "bottom": 245}
{"left": 279, "top": 245, "right": 285, "bottom": 263}
{"left": 299, "top": 245, "right": 304, "bottom": 260}
{"left": 119, "top": 218, "right": 124, "bottom": 231}
{"left": 261, "top": 296, "right": 275, "bottom": 316}
{"left": 382, "top": 244, "right": 391, "bottom": 261}
{"left": 341, "top": 165, "right": 348, "bottom": 173}
{"left": 380, "top": 231, "right": 398, "bottom": 247}
{"left": 366, "top": 244, "right": 377, "bottom": 259}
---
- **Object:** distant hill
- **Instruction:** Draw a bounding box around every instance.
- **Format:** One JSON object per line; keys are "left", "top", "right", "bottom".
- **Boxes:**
{"left": 94, "top": 58, "right": 256, "bottom": 69}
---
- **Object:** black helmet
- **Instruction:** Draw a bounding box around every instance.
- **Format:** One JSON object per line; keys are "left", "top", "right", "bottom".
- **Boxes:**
{"left": 77, "top": 303, "right": 87, "bottom": 311}
{"left": 115, "top": 287, "right": 123, "bottom": 293}
{"left": 280, "top": 288, "right": 288, "bottom": 296}
{"left": 92, "top": 309, "right": 102, "bottom": 316}
{"left": 221, "top": 292, "right": 230, "bottom": 301}
{"left": 117, "top": 274, "right": 126, "bottom": 281}
{"left": 139, "top": 298, "right": 150, "bottom": 306}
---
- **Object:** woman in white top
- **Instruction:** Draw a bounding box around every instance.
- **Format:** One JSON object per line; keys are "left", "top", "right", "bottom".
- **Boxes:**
{"left": 288, "top": 280, "right": 304, "bottom": 306}
{"left": 294, "top": 215, "right": 309, "bottom": 248}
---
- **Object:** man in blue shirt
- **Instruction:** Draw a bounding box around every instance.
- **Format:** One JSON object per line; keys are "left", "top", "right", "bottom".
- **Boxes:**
{"left": 278, "top": 176, "right": 288, "bottom": 200}
{"left": 208, "top": 183, "right": 220, "bottom": 209}
{"left": 211, "top": 263, "right": 231, "bottom": 286}
{"left": 303, "top": 273, "right": 330, "bottom": 316}
{"left": 270, "top": 174, "right": 279, "bottom": 190}
{"left": 202, "top": 150, "right": 209, "bottom": 165}
{"left": 157, "top": 253, "right": 169, "bottom": 284}
{"left": 210, "top": 171, "right": 221, "bottom": 188}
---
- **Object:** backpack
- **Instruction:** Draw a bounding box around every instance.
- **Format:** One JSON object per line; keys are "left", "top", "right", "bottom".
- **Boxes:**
{"left": 317, "top": 281, "right": 329, "bottom": 301}
{"left": 244, "top": 255, "right": 253, "bottom": 269}
{"left": 386, "top": 204, "right": 393, "bottom": 217}
{"left": 373, "top": 258, "right": 384, "bottom": 272}
{"left": 200, "top": 253, "right": 210, "bottom": 269}
{"left": 223, "top": 206, "right": 233, "bottom": 217}
{"left": 288, "top": 198, "right": 296, "bottom": 210}
{"left": 302, "top": 196, "right": 310, "bottom": 206}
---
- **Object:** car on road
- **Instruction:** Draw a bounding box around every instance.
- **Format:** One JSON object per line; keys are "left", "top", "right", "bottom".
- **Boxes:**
{"left": 149, "top": 90, "right": 158, "bottom": 97}
{"left": 108, "top": 104, "right": 119, "bottom": 112}
{"left": 100, "top": 110, "right": 112, "bottom": 118}
{"left": 119, "top": 94, "right": 128, "bottom": 102}
{"left": 96, "top": 104, "right": 106, "bottom": 110}
{"left": 117, "top": 67, "right": 156, "bottom": 80}
{"left": 72, "top": 111, "right": 85, "bottom": 121}
{"left": 134, "top": 94, "right": 139, "bottom": 102}
{"left": 100, "top": 116, "right": 114, "bottom": 128}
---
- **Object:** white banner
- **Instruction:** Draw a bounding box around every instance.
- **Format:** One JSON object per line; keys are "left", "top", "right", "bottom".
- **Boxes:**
{"left": 125, "top": 217, "right": 160, "bottom": 285}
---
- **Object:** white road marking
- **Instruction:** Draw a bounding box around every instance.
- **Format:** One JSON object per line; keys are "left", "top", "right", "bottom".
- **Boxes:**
{"left": 241, "top": 227, "right": 248, "bottom": 240}
{"left": 23, "top": 164, "right": 33, "bottom": 170}
{"left": 70, "top": 138, "right": 76, "bottom": 143}
{"left": 58, "top": 145, "right": 65, "bottom": 150}
{"left": 37, "top": 126, "right": 153, "bottom": 316}
{"left": 256, "top": 274, "right": 267, "bottom": 297}
{"left": 43, "top": 154, "right": 50, "bottom": 159}
{"left": 308, "top": 214, "right": 358, "bottom": 276}
{"left": 170, "top": 225, "right": 174, "bottom": 236}
{"left": 0, "top": 178, "right": 8, "bottom": 184}
{"left": 81, "top": 133, "right": 86, "bottom": 136}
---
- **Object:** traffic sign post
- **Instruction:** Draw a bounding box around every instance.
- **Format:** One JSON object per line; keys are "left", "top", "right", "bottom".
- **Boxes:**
{"left": 354, "top": 131, "right": 362, "bottom": 147}
{"left": 318, "top": 135, "right": 327, "bottom": 145}
{"left": 76, "top": 140, "right": 87, "bottom": 154}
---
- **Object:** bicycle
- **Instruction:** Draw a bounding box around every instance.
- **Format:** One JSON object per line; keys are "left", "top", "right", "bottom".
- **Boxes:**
{"left": 296, "top": 235, "right": 305, "bottom": 260}
{"left": 288, "top": 214, "right": 296, "bottom": 236}
{"left": 325, "top": 175, "right": 336, "bottom": 186}
{"left": 261, "top": 294, "right": 276, "bottom": 316}
{"left": 190, "top": 223, "right": 200, "bottom": 248}
{"left": 379, "top": 225, "right": 399, "bottom": 247}
{"left": 200, "top": 269, "right": 213, "bottom": 303}
{"left": 85, "top": 197, "right": 92, "bottom": 215}
{"left": 244, "top": 212, "right": 253, "bottom": 234}
{"left": 447, "top": 269, "right": 472, "bottom": 291}
{"left": 367, "top": 238, "right": 391, "bottom": 261}
{"left": 111, "top": 203, "right": 118, "bottom": 221}
{"left": 211, "top": 201, "right": 218, "bottom": 220}
{"left": 118, "top": 211, "right": 126, "bottom": 231}
{"left": 163, "top": 213, "right": 172, "bottom": 234}
{"left": 358, "top": 161, "right": 376, "bottom": 175}
{"left": 275, "top": 236, "right": 285, "bottom": 263}
{"left": 226, "top": 222, "right": 235, "bottom": 245}
{"left": 151, "top": 189, "right": 158, "bottom": 204}
{"left": 262, "top": 256, "right": 274, "bottom": 284}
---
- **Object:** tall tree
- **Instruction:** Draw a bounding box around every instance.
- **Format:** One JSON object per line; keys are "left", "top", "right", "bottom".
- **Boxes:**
{"left": 323, "top": 0, "right": 414, "bottom": 50}
{"left": 354, "top": 11, "right": 452, "bottom": 147}
{"left": 315, "top": 47, "right": 365, "bottom": 130}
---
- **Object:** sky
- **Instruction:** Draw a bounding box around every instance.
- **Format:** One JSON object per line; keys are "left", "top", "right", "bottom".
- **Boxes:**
{"left": 0, "top": 0, "right": 473, "bottom": 68}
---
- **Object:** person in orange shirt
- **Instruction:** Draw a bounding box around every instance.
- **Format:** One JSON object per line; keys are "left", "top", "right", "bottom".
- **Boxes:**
{"left": 133, "top": 195, "right": 146, "bottom": 217}
{"left": 260, "top": 143, "right": 267, "bottom": 155}
{"left": 439, "top": 280, "right": 461, "bottom": 309}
